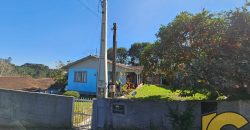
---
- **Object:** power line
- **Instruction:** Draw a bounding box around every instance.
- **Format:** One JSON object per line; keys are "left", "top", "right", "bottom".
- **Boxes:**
{"left": 77, "top": 0, "right": 101, "bottom": 18}
{"left": 76, "top": 0, "right": 102, "bottom": 56}
{"left": 77, "top": 0, "right": 113, "bottom": 29}
{"left": 98, "top": 0, "right": 102, "bottom": 14}
{"left": 76, "top": 0, "right": 113, "bottom": 56}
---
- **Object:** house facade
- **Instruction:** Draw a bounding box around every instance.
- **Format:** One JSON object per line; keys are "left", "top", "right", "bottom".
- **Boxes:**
{"left": 64, "top": 55, "right": 143, "bottom": 95}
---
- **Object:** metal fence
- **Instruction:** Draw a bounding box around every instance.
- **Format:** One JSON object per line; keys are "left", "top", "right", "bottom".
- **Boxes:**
{"left": 73, "top": 97, "right": 93, "bottom": 129}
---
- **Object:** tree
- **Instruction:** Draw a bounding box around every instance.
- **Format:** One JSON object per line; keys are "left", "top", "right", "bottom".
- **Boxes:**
{"left": 128, "top": 42, "right": 150, "bottom": 66}
{"left": 107, "top": 47, "right": 128, "bottom": 64}
{"left": 192, "top": 8, "right": 250, "bottom": 92}
{"left": 220, "top": 8, "right": 250, "bottom": 90}
{"left": 49, "top": 61, "right": 68, "bottom": 92}
{"left": 0, "top": 58, "right": 15, "bottom": 76}
{"left": 141, "top": 8, "right": 250, "bottom": 98}
{"left": 155, "top": 10, "right": 227, "bottom": 87}
{"left": 140, "top": 43, "right": 159, "bottom": 82}
{"left": 16, "top": 63, "right": 51, "bottom": 78}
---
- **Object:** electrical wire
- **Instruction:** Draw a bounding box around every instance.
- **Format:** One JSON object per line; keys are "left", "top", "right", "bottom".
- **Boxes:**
{"left": 76, "top": 0, "right": 113, "bottom": 56}
{"left": 98, "top": 0, "right": 102, "bottom": 14}
{"left": 75, "top": 0, "right": 102, "bottom": 56}
{"left": 77, "top": 0, "right": 101, "bottom": 18}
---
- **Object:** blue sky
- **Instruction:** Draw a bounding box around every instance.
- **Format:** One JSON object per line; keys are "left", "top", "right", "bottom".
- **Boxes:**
{"left": 0, "top": 0, "right": 246, "bottom": 68}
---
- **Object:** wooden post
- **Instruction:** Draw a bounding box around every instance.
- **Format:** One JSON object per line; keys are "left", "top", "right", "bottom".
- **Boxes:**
{"left": 112, "top": 23, "right": 117, "bottom": 85}
{"left": 111, "top": 23, "right": 117, "bottom": 98}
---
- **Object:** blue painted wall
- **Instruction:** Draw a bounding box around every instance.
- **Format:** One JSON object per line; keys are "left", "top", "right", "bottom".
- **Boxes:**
{"left": 66, "top": 68, "right": 97, "bottom": 94}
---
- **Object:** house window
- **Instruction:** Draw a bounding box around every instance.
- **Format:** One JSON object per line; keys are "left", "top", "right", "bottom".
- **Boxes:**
{"left": 74, "top": 71, "right": 87, "bottom": 83}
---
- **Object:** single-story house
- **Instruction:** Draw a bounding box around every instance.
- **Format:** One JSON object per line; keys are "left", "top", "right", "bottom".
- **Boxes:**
{"left": 0, "top": 77, "right": 55, "bottom": 93}
{"left": 64, "top": 55, "right": 143, "bottom": 95}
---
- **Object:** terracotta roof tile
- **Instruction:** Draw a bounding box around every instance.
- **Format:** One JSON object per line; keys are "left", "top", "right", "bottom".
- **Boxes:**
{"left": 0, "top": 77, "right": 55, "bottom": 91}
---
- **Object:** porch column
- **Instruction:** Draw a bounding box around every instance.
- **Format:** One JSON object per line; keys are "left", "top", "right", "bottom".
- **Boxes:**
{"left": 136, "top": 73, "right": 139, "bottom": 85}
{"left": 139, "top": 74, "right": 141, "bottom": 84}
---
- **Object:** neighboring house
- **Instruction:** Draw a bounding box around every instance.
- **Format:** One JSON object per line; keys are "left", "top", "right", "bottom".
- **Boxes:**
{"left": 0, "top": 77, "right": 55, "bottom": 93}
{"left": 64, "top": 55, "right": 143, "bottom": 95}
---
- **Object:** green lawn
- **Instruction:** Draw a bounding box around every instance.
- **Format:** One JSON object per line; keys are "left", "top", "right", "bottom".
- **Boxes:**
{"left": 73, "top": 101, "right": 93, "bottom": 126}
{"left": 129, "top": 85, "right": 209, "bottom": 101}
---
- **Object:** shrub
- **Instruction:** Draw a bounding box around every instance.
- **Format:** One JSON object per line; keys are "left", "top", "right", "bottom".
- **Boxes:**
{"left": 192, "top": 93, "right": 208, "bottom": 100}
{"left": 121, "top": 84, "right": 134, "bottom": 95}
{"left": 216, "top": 95, "right": 228, "bottom": 100}
{"left": 179, "top": 90, "right": 193, "bottom": 97}
{"left": 63, "top": 91, "right": 80, "bottom": 98}
{"left": 167, "top": 105, "right": 195, "bottom": 130}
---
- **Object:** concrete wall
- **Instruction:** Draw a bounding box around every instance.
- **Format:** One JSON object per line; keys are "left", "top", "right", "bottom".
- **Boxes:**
{"left": 0, "top": 89, "right": 73, "bottom": 129}
{"left": 92, "top": 99, "right": 250, "bottom": 130}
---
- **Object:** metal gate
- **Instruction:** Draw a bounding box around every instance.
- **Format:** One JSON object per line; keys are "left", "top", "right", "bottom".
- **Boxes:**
{"left": 73, "top": 98, "right": 93, "bottom": 129}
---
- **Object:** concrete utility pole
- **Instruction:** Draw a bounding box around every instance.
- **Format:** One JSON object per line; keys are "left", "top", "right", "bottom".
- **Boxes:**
{"left": 97, "top": 0, "right": 108, "bottom": 98}
{"left": 246, "top": 0, "right": 250, "bottom": 6}
{"left": 111, "top": 23, "right": 117, "bottom": 98}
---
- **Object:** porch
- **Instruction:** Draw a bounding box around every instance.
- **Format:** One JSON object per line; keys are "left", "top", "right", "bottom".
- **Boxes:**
{"left": 108, "top": 71, "right": 142, "bottom": 87}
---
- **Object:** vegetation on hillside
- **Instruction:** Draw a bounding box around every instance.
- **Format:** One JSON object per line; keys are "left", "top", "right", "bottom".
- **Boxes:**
{"left": 0, "top": 57, "right": 54, "bottom": 78}
{"left": 0, "top": 57, "right": 15, "bottom": 77}
{"left": 16, "top": 63, "right": 52, "bottom": 78}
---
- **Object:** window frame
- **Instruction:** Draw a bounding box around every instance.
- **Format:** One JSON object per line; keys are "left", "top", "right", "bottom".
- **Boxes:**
{"left": 74, "top": 71, "right": 87, "bottom": 83}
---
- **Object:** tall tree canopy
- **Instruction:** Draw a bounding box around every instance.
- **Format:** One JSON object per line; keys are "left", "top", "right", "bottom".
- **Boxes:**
{"left": 107, "top": 47, "right": 128, "bottom": 64}
{"left": 128, "top": 42, "right": 150, "bottom": 66}
{"left": 156, "top": 10, "right": 227, "bottom": 86}
{"left": 141, "top": 8, "right": 250, "bottom": 97}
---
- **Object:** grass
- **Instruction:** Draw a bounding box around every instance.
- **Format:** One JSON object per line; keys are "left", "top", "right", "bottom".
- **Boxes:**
{"left": 73, "top": 101, "right": 93, "bottom": 126}
{"left": 128, "top": 84, "right": 209, "bottom": 101}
